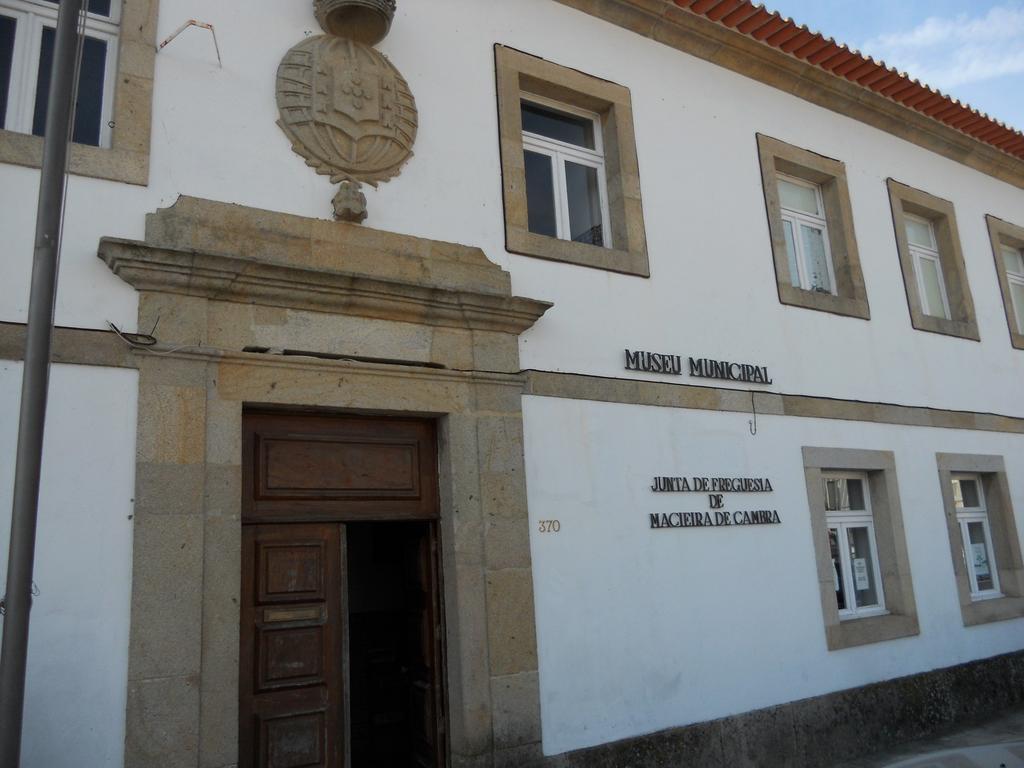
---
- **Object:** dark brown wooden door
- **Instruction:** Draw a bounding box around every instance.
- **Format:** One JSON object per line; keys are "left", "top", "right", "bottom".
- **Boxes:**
{"left": 240, "top": 523, "right": 348, "bottom": 768}
{"left": 403, "top": 528, "right": 443, "bottom": 767}
{"left": 240, "top": 411, "right": 446, "bottom": 768}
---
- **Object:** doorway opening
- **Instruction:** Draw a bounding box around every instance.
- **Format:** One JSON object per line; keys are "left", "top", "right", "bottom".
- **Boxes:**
{"left": 348, "top": 522, "right": 442, "bottom": 767}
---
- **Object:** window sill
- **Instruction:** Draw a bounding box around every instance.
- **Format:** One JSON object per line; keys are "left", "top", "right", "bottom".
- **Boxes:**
{"left": 961, "top": 594, "right": 1024, "bottom": 626}
{"left": 825, "top": 611, "right": 919, "bottom": 651}
{"left": 838, "top": 607, "right": 889, "bottom": 621}
{"left": 506, "top": 226, "right": 649, "bottom": 277}
{"left": 0, "top": 123, "right": 149, "bottom": 186}
{"left": 970, "top": 591, "right": 1004, "bottom": 602}
{"left": 908, "top": 309, "right": 981, "bottom": 341}
{"left": 777, "top": 282, "right": 870, "bottom": 320}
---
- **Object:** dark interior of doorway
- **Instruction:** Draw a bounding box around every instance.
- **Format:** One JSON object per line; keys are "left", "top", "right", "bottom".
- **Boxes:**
{"left": 347, "top": 521, "right": 439, "bottom": 767}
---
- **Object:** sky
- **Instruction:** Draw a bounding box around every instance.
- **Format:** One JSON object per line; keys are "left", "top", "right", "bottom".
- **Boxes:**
{"left": 764, "top": 0, "right": 1024, "bottom": 132}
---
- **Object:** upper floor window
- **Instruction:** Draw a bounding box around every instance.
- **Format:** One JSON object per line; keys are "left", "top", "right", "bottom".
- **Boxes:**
{"left": 985, "top": 215, "right": 1024, "bottom": 350}
{"left": 495, "top": 45, "right": 649, "bottom": 277}
{"left": 887, "top": 179, "right": 979, "bottom": 341}
{"left": 823, "top": 472, "right": 886, "bottom": 620}
{"left": 0, "top": 0, "right": 119, "bottom": 148}
{"left": 777, "top": 173, "right": 834, "bottom": 294}
{"left": 1001, "top": 244, "right": 1024, "bottom": 334}
{"left": 756, "top": 135, "right": 870, "bottom": 319}
{"left": 521, "top": 97, "right": 610, "bottom": 248}
{"left": 951, "top": 473, "right": 1001, "bottom": 599}
{"left": 904, "top": 213, "right": 951, "bottom": 320}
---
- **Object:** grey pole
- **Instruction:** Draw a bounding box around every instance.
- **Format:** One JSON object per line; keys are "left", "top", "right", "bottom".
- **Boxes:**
{"left": 0, "top": 0, "right": 84, "bottom": 763}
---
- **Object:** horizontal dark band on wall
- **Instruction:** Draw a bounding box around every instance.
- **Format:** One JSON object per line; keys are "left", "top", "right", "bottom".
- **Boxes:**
{"left": 523, "top": 370, "right": 1024, "bottom": 434}
{"left": 0, "top": 322, "right": 136, "bottom": 369}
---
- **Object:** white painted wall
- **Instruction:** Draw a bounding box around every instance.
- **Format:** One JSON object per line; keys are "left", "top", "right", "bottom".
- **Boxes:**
{"left": 1, "top": 0, "right": 1023, "bottom": 762}
{"left": 0, "top": 0, "right": 1022, "bottom": 414}
{"left": 522, "top": 394, "right": 1024, "bottom": 755}
{"left": 0, "top": 363, "right": 137, "bottom": 768}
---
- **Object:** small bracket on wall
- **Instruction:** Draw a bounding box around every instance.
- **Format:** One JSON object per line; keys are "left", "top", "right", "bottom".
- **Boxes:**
{"left": 159, "top": 20, "right": 223, "bottom": 68}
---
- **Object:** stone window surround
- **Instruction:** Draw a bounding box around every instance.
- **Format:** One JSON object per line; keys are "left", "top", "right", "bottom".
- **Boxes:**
{"left": 986, "top": 215, "right": 1024, "bottom": 350}
{"left": 0, "top": 0, "right": 157, "bottom": 185}
{"left": 935, "top": 453, "right": 1024, "bottom": 627}
{"left": 886, "top": 179, "right": 980, "bottom": 341}
{"left": 756, "top": 134, "right": 870, "bottom": 319}
{"left": 802, "top": 447, "right": 919, "bottom": 651}
{"left": 495, "top": 44, "right": 649, "bottom": 277}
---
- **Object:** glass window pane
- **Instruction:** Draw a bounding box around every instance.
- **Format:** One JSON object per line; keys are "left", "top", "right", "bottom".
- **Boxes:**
{"left": 783, "top": 218, "right": 800, "bottom": 288}
{"left": 1010, "top": 281, "right": 1024, "bottom": 334}
{"left": 800, "top": 224, "right": 832, "bottom": 293}
{"left": 778, "top": 178, "right": 819, "bottom": 215}
{"left": 917, "top": 255, "right": 948, "bottom": 318}
{"left": 524, "top": 150, "right": 557, "bottom": 238}
{"left": 846, "top": 526, "right": 880, "bottom": 608}
{"left": 824, "top": 477, "right": 864, "bottom": 511}
{"left": 564, "top": 161, "right": 603, "bottom": 246}
{"left": 0, "top": 15, "right": 15, "bottom": 129}
{"left": 905, "top": 217, "right": 934, "bottom": 248}
{"left": 1002, "top": 246, "right": 1024, "bottom": 276}
{"left": 521, "top": 101, "right": 595, "bottom": 149}
{"left": 42, "top": 1, "right": 113, "bottom": 17}
{"left": 828, "top": 528, "right": 846, "bottom": 611}
{"left": 956, "top": 478, "right": 980, "bottom": 509}
{"left": 967, "top": 522, "right": 995, "bottom": 592}
{"left": 32, "top": 28, "right": 107, "bottom": 146}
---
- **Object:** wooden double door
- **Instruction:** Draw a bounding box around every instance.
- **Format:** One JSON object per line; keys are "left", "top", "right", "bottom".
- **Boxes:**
{"left": 239, "top": 412, "right": 446, "bottom": 768}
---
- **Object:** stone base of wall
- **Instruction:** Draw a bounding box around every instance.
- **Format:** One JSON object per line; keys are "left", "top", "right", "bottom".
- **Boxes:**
{"left": 544, "top": 650, "right": 1024, "bottom": 768}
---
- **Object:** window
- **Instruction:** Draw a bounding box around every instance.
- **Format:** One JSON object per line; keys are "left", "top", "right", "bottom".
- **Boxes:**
{"left": 887, "top": 179, "right": 979, "bottom": 340}
{"left": 521, "top": 96, "right": 611, "bottom": 248}
{"left": 0, "top": 0, "right": 118, "bottom": 147}
{"left": 824, "top": 473, "right": 886, "bottom": 619}
{"left": 802, "top": 447, "right": 919, "bottom": 651}
{"left": 936, "top": 453, "right": 1024, "bottom": 626}
{"left": 986, "top": 215, "right": 1024, "bottom": 350}
{"left": 0, "top": 0, "right": 156, "bottom": 184}
{"left": 1002, "top": 246, "right": 1024, "bottom": 335}
{"left": 757, "top": 135, "right": 870, "bottom": 319}
{"left": 495, "top": 45, "right": 649, "bottom": 276}
{"left": 778, "top": 174, "right": 834, "bottom": 294}
{"left": 904, "top": 214, "right": 950, "bottom": 319}
{"left": 950, "top": 474, "right": 1000, "bottom": 599}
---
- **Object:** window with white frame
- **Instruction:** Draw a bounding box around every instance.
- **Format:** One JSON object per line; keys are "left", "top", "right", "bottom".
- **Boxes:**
{"left": 951, "top": 473, "right": 1001, "bottom": 599}
{"left": 0, "top": 0, "right": 118, "bottom": 148}
{"left": 1002, "top": 244, "right": 1024, "bottom": 335}
{"left": 904, "top": 213, "right": 951, "bottom": 320}
{"left": 823, "top": 472, "right": 886, "bottom": 619}
{"left": 777, "top": 173, "right": 835, "bottom": 294}
{"left": 521, "top": 96, "right": 611, "bottom": 248}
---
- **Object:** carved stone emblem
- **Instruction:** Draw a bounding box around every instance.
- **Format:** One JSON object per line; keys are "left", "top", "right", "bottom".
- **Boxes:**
{"left": 276, "top": 2, "right": 416, "bottom": 222}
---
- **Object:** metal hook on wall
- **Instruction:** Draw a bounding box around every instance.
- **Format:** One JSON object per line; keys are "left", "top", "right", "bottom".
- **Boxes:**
{"left": 749, "top": 390, "right": 758, "bottom": 436}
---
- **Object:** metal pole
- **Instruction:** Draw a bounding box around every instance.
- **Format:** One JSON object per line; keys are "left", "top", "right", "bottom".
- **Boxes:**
{"left": 0, "top": 0, "right": 84, "bottom": 763}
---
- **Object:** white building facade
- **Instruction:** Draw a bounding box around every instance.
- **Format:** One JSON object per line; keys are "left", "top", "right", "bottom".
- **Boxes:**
{"left": 1, "top": 1, "right": 1023, "bottom": 766}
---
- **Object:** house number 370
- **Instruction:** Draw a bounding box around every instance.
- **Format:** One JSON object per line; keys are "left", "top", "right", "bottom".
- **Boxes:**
{"left": 538, "top": 520, "right": 561, "bottom": 533}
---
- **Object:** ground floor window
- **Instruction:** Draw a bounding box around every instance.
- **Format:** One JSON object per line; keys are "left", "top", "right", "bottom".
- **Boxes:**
{"left": 951, "top": 473, "right": 1001, "bottom": 599}
{"left": 802, "top": 447, "right": 919, "bottom": 650}
{"left": 824, "top": 473, "right": 886, "bottom": 618}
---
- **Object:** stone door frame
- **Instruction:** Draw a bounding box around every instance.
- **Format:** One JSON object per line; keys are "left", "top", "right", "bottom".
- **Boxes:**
{"left": 105, "top": 197, "right": 550, "bottom": 768}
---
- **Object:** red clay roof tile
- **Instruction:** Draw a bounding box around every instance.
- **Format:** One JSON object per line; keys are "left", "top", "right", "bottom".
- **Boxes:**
{"left": 671, "top": 0, "right": 1024, "bottom": 161}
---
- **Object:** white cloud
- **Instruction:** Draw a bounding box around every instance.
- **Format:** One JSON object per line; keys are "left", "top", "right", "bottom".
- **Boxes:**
{"left": 860, "top": 3, "right": 1024, "bottom": 91}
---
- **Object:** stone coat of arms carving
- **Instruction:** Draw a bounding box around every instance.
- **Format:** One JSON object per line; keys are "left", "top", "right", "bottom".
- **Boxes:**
{"left": 277, "top": 1, "right": 417, "bottom": 222}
